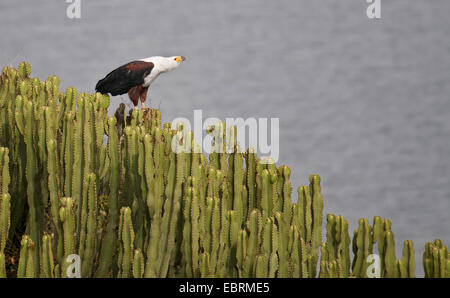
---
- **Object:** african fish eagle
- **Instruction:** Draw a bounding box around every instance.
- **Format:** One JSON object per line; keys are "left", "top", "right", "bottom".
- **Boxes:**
{"left": 95, "top": 56, "right": 185, "bottom": 109}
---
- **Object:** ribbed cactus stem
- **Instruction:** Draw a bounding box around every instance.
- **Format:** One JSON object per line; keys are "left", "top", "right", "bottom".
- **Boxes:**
{"left": 0, "top": 149, "right": 10, "bottom": 260}
{"left": 59, "top": 197, "right": 75, "bottom": 276}
{"left": 423, "top": 239, "right": 449, "bottom": 278}
{"left": 399, "top": 240, "right": 415, "bottom": 278}
{"left": 246, "top": 149, "right": 257, "bottom": 216}
{"left": 310, "top": 174, "right": 323, "bottom": 276}
{"left": 0, "top": 252, "right": 5, "bottom": 278}
{"left": 144, "top": 129, "right": 166, "bottom": 278}
{"left": 236, "top": 229, "right": 247, "bottom": 275}
{"left": 46, "top": 139, "right": 64, "bottom": 261}
{"left": 118, "top": 207, "right": 135, "bottom": 278}
{"left": 199, "top": 252, "right": 210, "bottom": 277}
{"left": 182, "top": 186, "right": 193, "bottom": 277}
{"left": 132, "top": 249, "right": 145, "bottom": 278}
{"left": 289, "top": 226, "right": 300, "bottom": 277}
{"left": 23, "top": 99, "right": 42, "bottom": 276}
{"left": 255, "top": 255, "right": 266, "bottom": 278}
{"left": 233, "top": 145, "right": 244, "bottom": 227}
{"left": 72, "top": 96, "right": 85, "bottom": 245}
{"left": 242, "top": 209, "right": 259, "bottom": 277}
{"left": 326, "top": 214, "right": 337, "bottom": 262}
{"left": 261, "top": 169, "right": 271, "bottom": 219}
{"left": 383, "top": 230, "right": 397, "bottom": 278}
{"left": 95, "top": 117, "right": 120, "bottom": 277}
{"left": 41, "top": 234, "right": 55, "bottom": 278}
{"left": 337, "top": 215, "right": 350, "bottom": 276}
{"left": 351, "top": 218, "right": 372, "bottom": 277}
{"left": 63, "top": 110, "right": 75, "bottom": 197}
{"left": 79, "top": 173, "right": 98, "bottom": 277}
{"left": 159, "top": 134, "right": 183, "bottom": 277}
{"left": 0, "top": 147, "right": 10, "bottom": 196}
{"left": 18, "top": 62, "right": 31, "bottom": 79}
{"left": 17, "top": 235, "right": 35, "bottom": 278}
{"left": 0, "top": 193, "right": 10, "bottom": 278}
{"left": 190, "top": 183, "right": 200, "bottom": 277}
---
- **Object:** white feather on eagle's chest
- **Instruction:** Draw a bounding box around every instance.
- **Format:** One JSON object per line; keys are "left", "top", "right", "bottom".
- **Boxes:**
{"left": 142, "top": 67, "right": 161, "bottom": 87}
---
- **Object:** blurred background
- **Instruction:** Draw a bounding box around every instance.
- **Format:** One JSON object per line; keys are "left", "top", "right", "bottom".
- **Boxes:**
{"left": 1, "top": 0, "right": 449, "bottom": 276}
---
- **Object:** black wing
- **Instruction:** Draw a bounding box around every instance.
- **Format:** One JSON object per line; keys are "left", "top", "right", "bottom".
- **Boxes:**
{"left": 95, "top": 61, "right": 154, "bottom": 96}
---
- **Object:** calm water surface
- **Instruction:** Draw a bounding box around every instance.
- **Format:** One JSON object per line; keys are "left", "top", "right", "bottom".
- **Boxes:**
{"left": 1, "top": 0, "right": 449, "bottom": 276}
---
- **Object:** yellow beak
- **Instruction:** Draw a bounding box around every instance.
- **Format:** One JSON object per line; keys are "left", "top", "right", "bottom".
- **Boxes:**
{"left": 175, "top": 56, "right": 186, "bottom": 62}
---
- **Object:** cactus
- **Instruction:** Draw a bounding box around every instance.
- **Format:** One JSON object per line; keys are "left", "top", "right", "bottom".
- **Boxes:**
{"left": 20, "top": 97, "right": 46, "bottom": 276}
{"left": 132, "top": 249, "right": 145, "bottom": 278}
{"left": 17, "top": 235, "right": 35, "bottom": 278}
{"left": 41, "top": 234, "right": 55, "bottom": 278}
{"left": 399, "top": 240, "right": 415, "bottom": 278}
{"left": 351, "top": 218, "right": 373, "bottom": 277}
{"left": 309, "top": 174, "right": 323, "bottom": 276}
{"left": 0, "top": 194, "right": 10, "bottom": 278}
{"left": 324, "top": 214, "right": 350, "bottom": 277}
{"left": 0, "top": 148, "right": 10, "bottom": 278}
{"left": 95, "top": 117, "right": 120, "bottom": 277}
{"left": 79, "top": 173, "right": 98, "bottom": 277}
{"left": 59, "top": 197, "right": 75, "bottom": 277}
{"left": 118, "top": 207, "right": 134, "bottom": 278}
{"left": 0, "top": 62, "right": 447, "bottom": 278}
{"left": 423, "top": 239, "right": 449, "bottom": 278}
{"left": 47, "top": 139, "right": 64, "bottom": 261}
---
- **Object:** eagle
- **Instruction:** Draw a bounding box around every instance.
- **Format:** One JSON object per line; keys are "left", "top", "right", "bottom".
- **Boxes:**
{"left": 95, "top": 56, "right": 185, "bottom": 109}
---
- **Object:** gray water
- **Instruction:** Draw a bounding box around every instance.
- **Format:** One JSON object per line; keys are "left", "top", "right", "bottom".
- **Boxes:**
{"left": 1, "top": 0, "right": 449, "bottom": 276}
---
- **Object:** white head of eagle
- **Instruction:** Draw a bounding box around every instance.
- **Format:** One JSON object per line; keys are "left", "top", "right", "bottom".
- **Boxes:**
{"left": 95, "top": 55, "right": 185, "bottom": 109}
